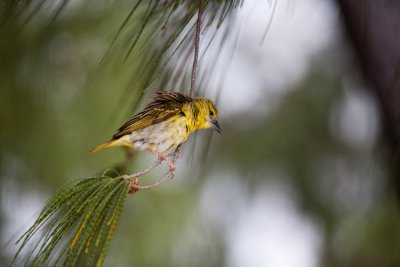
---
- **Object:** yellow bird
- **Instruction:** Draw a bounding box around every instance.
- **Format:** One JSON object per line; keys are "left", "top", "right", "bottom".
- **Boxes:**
{"left": 90, "top": 91, "right": 221, "bottom": 171}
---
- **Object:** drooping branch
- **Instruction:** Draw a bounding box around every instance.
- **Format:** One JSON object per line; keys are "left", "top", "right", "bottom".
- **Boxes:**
{"left": 190, "top": 0, "right": 204, "bottom": 97}
{"left": 123, "top": 158, "right": 163, "bottom": 180}
{"left": 11, "top": 1, "right": 238, "bottom": 266}
{"left": 125, "top": 0, "right": 205, "bottom": 193}
{"left": 12, "top": 177, "right": 130, "bottom": 267}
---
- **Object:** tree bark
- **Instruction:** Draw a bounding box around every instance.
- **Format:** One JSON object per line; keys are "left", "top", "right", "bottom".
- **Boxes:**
{"left": 337, "top": 0, "right": 400, "bottom": 196}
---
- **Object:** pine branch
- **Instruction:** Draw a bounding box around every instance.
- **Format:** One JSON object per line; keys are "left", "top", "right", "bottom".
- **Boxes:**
{"left": 10, "top": 1, "right": 242, "bottom": 266}
{"left": 12, "top": 176, "right": 130, "bottom": 266}
{"left": 190, "top": 0, "right": 204, "bottom": 97}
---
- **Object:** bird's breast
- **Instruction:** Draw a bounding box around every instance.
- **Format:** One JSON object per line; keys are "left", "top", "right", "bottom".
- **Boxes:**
{"left": 129, "top": 116, "right": 190, "bottom": 153}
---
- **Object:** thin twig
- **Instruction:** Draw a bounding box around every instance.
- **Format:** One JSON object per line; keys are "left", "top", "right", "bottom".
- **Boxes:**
{"left": 128, "top": 170, "right": 174, "bottom": 191}
{"left": 260, "top": 0, "right": 277, "bottom": 44}
{"left": 125, "top": 0, "right": 204, "bottom": 193}
{"left": 190, "top": 0, "right": 204, "bottom": 97}
{"left": 123, "top": 158, "right": 162, "bottom": 180}
{"left": 126, "top": 145, "right": 181, "bottom": 193}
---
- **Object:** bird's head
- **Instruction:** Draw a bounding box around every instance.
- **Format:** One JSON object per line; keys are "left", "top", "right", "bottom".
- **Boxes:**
{"left": 194, "top": 98, "right": 221, "bottom": 133}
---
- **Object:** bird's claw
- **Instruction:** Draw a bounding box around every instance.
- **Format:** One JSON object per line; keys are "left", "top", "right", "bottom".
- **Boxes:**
{"left": 128, "top": 179, "right": 139, "bottom": 194}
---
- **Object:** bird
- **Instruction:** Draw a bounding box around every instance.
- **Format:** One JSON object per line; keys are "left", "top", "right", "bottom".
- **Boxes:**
{"left": 90, "top": 91, "right": 221, "bottom": 172}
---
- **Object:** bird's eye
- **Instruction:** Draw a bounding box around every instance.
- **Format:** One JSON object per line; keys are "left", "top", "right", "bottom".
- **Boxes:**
{"left": 209, "top": 111, "right": 214, "bottom": 116}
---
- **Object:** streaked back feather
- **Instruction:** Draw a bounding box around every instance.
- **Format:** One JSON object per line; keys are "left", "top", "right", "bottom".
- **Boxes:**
{"left": 112, "top": 91, "right": 193, "bottom": 139}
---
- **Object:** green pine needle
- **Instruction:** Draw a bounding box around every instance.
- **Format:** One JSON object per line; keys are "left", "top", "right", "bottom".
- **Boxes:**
{"left": 8, "top": 1, "right": 243, "bottom": 266}
{"left": 12, "top": 176, "right": 130, "bottom": 267}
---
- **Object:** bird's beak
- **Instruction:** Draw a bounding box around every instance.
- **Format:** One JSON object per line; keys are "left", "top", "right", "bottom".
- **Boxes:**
{"left": 210, "top": 119, "right": 222, "bottom": 134}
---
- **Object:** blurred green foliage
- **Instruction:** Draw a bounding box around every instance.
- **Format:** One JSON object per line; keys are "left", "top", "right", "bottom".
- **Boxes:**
{"left": 2, "top": 0, "right": 400, "bottom": 267}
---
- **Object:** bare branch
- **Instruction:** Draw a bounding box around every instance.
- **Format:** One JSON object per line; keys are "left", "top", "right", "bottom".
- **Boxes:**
{"left": 124, "top": 1, "right": 205, "bottom": 193}
{"left": 122, "top": 158, "right": 163, "bottom": 180}
{"left": 128, "top": 170, "right": 174, "bottom": 191}
{"left": 125, "top": 145, "right": 181, "bottom": 193}
{"left": 190, "top": 0, "right": 204, "bottom": 97}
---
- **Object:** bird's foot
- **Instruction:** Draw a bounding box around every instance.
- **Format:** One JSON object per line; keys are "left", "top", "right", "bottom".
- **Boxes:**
{"left": 156, "top": 152, "right": 175, "bottom": 171}
{"left": 128, "top": 179, "right": 139, "bottom": 194}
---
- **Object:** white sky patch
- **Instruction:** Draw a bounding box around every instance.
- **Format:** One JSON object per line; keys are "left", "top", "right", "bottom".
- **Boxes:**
{"left": 330, "top": 82, "right": 380, "bottom": 149}
{"left": 1, "top": 178, "right": 45, "bottom": 258}
{"left": 199, "top": 173, "right": 322, "bottom": 267}
{"left": 226, "top": 187, "right": 321, "bottom": 267}
{"left": 205, "top": 0, "right": 338, "bottom": 116}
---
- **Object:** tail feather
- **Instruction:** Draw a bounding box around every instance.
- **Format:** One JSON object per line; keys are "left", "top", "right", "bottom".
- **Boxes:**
{"left": 90, "top": 135, "right": 133, "bottom": 153}
{"left": 89, "top": 140, "right": 119, "bottom": 153}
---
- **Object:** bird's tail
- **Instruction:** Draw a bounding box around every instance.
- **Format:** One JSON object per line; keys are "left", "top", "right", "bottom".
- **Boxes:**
{"left": 90, "top": 135, "right": 133, "bottom": 153}
{"left": 89, "top": 139, "right": 119, "bottom": 153}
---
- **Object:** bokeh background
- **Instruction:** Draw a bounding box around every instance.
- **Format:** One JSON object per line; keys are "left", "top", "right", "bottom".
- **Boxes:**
{"left": 1, "top": 0, "right": 400, "bottom": 266}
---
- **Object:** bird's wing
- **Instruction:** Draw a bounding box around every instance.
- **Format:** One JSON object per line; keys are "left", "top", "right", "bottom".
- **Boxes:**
{"left": 112, "top": 91, "right": 192, "bottom": 139}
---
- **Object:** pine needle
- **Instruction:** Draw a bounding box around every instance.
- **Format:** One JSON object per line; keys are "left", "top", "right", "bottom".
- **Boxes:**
{"left": 11, "top": 176, "right": 130, "bottom": 267}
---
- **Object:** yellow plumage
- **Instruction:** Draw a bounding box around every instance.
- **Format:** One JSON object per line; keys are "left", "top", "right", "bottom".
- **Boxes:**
{"left": 90, "top": 92, "right": 221, "bottom": 163}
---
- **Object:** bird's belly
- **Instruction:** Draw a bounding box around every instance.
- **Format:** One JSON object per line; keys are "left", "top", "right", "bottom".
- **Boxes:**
{"left": 129, "top": 118, "right": 188, "bottom": 153}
